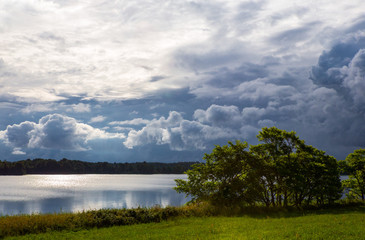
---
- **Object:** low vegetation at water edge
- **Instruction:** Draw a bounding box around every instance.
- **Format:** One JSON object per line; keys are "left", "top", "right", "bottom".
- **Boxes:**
{"left": 3, "top": 203, "right": 365, "bottom": 240}
{"left": 0, "top": 206, "right": 188, "bottom": 238}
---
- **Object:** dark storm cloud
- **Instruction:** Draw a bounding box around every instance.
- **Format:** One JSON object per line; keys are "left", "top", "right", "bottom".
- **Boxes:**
{"left": 310, "top": 35, "right": 365, "bottom": 110}
{"left": 291, "top": 37, "right": 365, "bottom": 156}
{"left": 204, "top": 63, "right": 270, "bottom": 88}
{"left": 122, "top": 26, "right": 365, "bottom": 159}
{"left": 310, "top": 36, "right": 365, "bottom": 89}
{"left": 343, "top": 49, "right": 365, "bottom": 107}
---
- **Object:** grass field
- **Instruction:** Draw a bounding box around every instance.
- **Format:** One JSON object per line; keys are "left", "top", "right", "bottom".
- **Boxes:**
{"left": 6, "top": 207, "right": 365, "bottom": 240}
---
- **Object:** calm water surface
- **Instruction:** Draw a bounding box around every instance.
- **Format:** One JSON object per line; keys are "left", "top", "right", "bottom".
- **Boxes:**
{"left": 0, "top": 174, "right": 189, "bottom": 216}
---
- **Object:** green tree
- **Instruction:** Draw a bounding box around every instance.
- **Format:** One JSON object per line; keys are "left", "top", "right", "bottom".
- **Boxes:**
{"left": 174, "top": 141, "right": 262, "bottom": 206}
{"left": 250, "top": 127, "right": 303, "bottom": 207}
{"left": 175, "top": 127, "right": 342, "bottom": 208}
{"left": 251, "top": 127, "right": 341, "bottom": 207}
{"left": 341, "top": 149, "right": 365, "bottom": 201}
{"left": 296, "top": 145, "right": 342, "bottom": 205}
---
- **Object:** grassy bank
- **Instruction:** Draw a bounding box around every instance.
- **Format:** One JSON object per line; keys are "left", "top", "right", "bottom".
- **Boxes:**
{"left": 5, "top": 206, "right": 365, "bottom": 240}
{"left": 1, "top": 203, "right": 365, "bottom": 239}
{"left": 0, "top": 206, "right": 189, "bottom": 239}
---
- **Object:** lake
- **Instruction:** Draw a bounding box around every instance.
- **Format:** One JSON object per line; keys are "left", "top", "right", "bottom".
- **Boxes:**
{"left": 0, "top": 175, "right": 350, "bottom": 216}
{"left": 0, "top": 174, "right": 189, "bottom": 216}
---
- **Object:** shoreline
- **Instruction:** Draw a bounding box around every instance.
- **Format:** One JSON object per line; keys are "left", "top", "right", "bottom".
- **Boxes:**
{"left": 1, "top": 202, "right": 364, "bottom": 238}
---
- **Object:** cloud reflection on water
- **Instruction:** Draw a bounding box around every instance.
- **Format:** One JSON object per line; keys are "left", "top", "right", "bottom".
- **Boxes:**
{"left": 0, "top": 175, "right": 189, "bottom": 215}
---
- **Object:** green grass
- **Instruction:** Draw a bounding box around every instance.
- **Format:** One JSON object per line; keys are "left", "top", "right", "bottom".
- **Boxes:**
{"left": 5, "top": 207, "right": 365, "bottom": 240}
{"left": 0, "top": 206, "right": 188, "bottom": 238}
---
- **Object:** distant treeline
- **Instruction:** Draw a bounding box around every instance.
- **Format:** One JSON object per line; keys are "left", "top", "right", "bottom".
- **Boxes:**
{"left": 0, "top": 158, "right": 197, "bottom": 175}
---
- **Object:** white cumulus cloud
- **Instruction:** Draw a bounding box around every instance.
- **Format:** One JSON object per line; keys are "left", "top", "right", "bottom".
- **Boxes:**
{"left": 0, "top": 114, "right": 124, "bottom": 151}
{"left": 89, "top": 115, "right": 107, "bottom": 123}
{"left": 123, "top": 105, "right": 273, "bottom": 151}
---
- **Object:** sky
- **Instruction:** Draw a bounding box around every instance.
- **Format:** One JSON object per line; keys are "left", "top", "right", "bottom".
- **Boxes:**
{"left": 0, "top": 0, "right": 365, "bottom": 162}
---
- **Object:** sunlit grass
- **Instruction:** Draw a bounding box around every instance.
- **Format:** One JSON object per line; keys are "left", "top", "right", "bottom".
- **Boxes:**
{"left": 1, "top": 203, "right": 365, "bottom": 239}
{"left": 6, "top": 210, "right": 365, "bottom": 240}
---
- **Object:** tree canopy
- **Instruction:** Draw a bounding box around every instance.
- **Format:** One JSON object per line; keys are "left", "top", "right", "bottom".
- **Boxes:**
{"left": 175, "top": 127, "right": 343, "bottom": 207}
{"left": 340, "top": 149, "right": 365, "bottom": 201}
{"left": 175, "top": 141, "right": 262, "bottom": 206}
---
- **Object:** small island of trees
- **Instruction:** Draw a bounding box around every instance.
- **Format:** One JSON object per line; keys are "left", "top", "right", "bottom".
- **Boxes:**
{"left": 175, "top": 127, "right": 365, "bottom": 207}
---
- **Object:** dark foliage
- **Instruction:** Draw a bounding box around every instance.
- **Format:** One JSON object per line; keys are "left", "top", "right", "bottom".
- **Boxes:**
{"left": 175, "top": 127, "right": 343, "bottom": 208}
{"left": 0, "top": 159, "right": 197, "bottom": 175}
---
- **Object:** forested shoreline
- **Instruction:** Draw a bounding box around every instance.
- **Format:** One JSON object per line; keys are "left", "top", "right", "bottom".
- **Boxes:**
{"left": 0, "top": 158, "right": 197, "bottom": 175}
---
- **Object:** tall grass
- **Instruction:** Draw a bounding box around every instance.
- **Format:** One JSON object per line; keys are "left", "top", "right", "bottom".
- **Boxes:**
{"left": 0, "top": 202, "right": 364, "bottom": 239}
{"left": 7, "top": 206, "right": 365, "bottom": 240}
{"left": 0, "top": 206, "right": 181, "bottom": 238}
